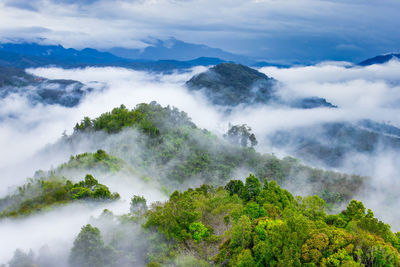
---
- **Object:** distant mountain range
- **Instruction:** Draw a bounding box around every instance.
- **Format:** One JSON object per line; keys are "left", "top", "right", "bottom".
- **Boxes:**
{"left": 358, "top": 53, "right": 400, "bottom": 66}
{"left": 1, "top": 40, "right": 398, "bottom": 72}
{"left": 0, "top": 42, "right": 229, "bottom": 71}
{"left": 105, "top": 37, "right": 252, "bottom": 64}
{"left": 0, "top": 40, "right": 290, "bottom": 72}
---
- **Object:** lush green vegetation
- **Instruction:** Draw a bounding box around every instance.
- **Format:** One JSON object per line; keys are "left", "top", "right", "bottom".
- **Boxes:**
{"left": 5, "top": 102, "right": 393, "bottom": 266}
{"left": 58, "top": 149, "right": 126, "bottom": 173}
{"left": 143, "top": 175, "right": 400, "bottom": 266}
{"left": 48, "top": 175, "right": 399, "bottom": 266}
{"left": 70, "top": 102, "right": 365, "bottom": 206}
{"left": 0, "top": 174, "right": 119, "bottom": 218}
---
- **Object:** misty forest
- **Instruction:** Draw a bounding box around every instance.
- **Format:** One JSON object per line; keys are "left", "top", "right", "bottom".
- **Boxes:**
{"left": 1, "top": 1, "right": 400, "bottom": 266}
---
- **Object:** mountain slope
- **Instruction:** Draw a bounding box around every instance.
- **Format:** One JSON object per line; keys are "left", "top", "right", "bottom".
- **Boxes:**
{"left": 359, "top": 53, "right": 400, "bottom": 66}
{"left": 186, "top": 63, "right": 336, "bottom": 108}
{"left": 0, "top": 66, "right": 93, "bottom": 107}
{"left": 3, "top": 103, "right": 399, "bottom": 266}
{"left": 61, "top": 102, "right": 365, "bottom": 205}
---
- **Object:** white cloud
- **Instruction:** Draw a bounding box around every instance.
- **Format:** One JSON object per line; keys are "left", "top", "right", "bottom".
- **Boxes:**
{"left": 0, "top": 0, "right": 399, "bottom": 60}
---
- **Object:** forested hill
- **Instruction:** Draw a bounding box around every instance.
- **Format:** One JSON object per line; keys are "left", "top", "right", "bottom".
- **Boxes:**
{"left": 3, "top": 102, "right": 399, "bottom": 266}
{"left": 185, "top": 63, "right": 336, "bottom": 108}
{"left": 69, "top": 102, "right": 364, "bottom": 206}
{"left": 9, "top": 175, "right": 400, "bottom": 266}
{"left": 141, "top": 176, "right": 400, "bottom": 266}
{"left": 0, "top": 65, "right": 92, "bottom": 107}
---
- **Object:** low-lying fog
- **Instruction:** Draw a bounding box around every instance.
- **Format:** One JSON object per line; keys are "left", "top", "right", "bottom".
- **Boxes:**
{"left": 1, "top": 60, "right": 400, "bottom": 264}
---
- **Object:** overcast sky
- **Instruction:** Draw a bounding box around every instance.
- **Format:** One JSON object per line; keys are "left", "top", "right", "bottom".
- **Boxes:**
{"left": 0, "top": 0, "right": 399, "bottom": 63}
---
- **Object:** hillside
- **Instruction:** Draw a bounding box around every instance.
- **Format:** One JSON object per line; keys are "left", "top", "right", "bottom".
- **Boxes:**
{"left": 0, "top": 102, "right": 368, "bottom": 219}
{"left": 186, "top": 63, "right": 336, "bottom": 108}
{"left": 9, "top": 175, "right": 400, "bottom": 266}
{"left": 185, "top": 63, "right": 400, "bottom": 170}
{"left": 0, "top": 173, "right": 119, "bottom": 218}
{"left": 2, "top": 102, "right": 399, "bottom": 266}
{"left": 0, "top": 66, "right": 92, "bottom": 107}
{"left": 60, "top": 102, "right": 365, "bottom": 206}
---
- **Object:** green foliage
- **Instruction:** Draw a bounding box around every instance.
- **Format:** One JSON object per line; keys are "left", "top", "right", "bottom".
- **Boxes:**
{"left": 69, "top": 224, "right": 115, "bottom": 267}
{"left": 225, "top": 180, "right": 244, "bottom": 197}
{"left": 242, "top": 174, "right": 262, "bottom": 201}
{"left": 189, "top": 222, "right": 209, "bottom": 242}
{"left": 58, "top": 149, "right": 124, "bottom": 173}
{"left": 142, "top": 175, "right": 400, "bottom": 266}
{"left": 74, "top": 102, "right": 194, "bottom": 136}
{"left": 130, "top": 195, "right": 147, "bottom": 215}
{"left": 69, "top": 103, "right": 367, "bottom": 206}
{"left": 174, "top": 255, "right": 211, "bottom": 267}
{"left": 0, "top": 174, "right": 119, "bottom": 217}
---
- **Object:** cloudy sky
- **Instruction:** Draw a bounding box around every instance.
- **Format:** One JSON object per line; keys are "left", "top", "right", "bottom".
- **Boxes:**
{"left": 0, "top": 0, "right": 399, "bottom": 63}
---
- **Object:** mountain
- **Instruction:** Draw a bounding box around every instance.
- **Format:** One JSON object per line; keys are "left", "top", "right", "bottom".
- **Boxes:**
{"left": 2, "top": 103, "right": 399, "bottom": 266}
{"left": 358, "top": 53, "right": 400, "bottom": 66}
{"left": 186, "top": 63, "right": 336, "bottom": 108}
{"left": 0, "top": 66, "right": 93, "bottom": 107}
{"left": 0, "top": 42, "right": 229, "bottom": 72}
{"left": 43, "top": 102, "right": 364, "bottom": 204}
{"left": 291, "top": 96, "right": 338, "bottom": 109}
{"left": 185, "top": 63, "right": 400, "bottom": 170}
{"left": 0, "top": 65, "right": 35, "bottom": 86}
{"left": 186, "top": 63, "right": 277, "bottom": 106}
{"left": 0, "top": 41, "right": 286, "bottom": 72}
{"left": 0, "top": 42, "right": 127, "bottom": 66}
{"left": 106, "top": 37, "right": 252, "bottom": 64}
{"left": 0, "top": 50, "right": 54, "bottom": 68}
{"left": 125, "top": 57, "right": 226, "bottom": 72}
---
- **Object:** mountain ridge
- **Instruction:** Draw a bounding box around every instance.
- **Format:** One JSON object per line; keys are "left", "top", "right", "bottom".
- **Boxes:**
{"left": 358, "top": 53, "right": 400, "bottom": 66}
{"left": 186, "top": 62, "right": 336, "bottom": 108}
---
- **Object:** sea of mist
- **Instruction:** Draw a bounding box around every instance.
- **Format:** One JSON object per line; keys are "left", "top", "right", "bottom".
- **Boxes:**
{"left": 1, "top": 60, "right": 400, "bottom": 263}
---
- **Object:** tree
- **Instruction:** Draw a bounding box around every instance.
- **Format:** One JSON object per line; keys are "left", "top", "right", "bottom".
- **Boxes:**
{"left": 342, "top": 200, "right": 365, "bottom": 221}
{"left": 189, "top": 222, "right": 209, "bottom": 242}
{"left": 69, "top": 224, "right": 115, "bottom": 267}
{"left": 8, "top": 249, "right": 35, "bottom": 267}
{"left": 242, "top": 174, "right": 262, "bottom": 201}
{"left": 225, "top": 180, "right": 244, "bottom": 197}
{"left": 224, "top": 124, "right": 258, "bottom": 147}
{"left": 230, "top": 215, "right": 252, "bottom": 249}
{"left": 130, "top": 195, "right": 147, "bottom": 215}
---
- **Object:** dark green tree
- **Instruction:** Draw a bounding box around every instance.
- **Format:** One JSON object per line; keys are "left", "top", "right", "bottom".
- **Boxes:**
{"left": 130, "top": 195, "right": 147, "bottom": 215}
{"left": 69, "top": 224, "right": 115, "bottom": 267}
